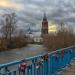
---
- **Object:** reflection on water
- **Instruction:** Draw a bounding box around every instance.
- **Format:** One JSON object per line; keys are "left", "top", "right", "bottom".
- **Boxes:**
{"left": 0, "top": 44, "right": 46, "bottom": 64}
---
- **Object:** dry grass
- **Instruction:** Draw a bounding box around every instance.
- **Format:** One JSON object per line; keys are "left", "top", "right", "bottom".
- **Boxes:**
{"left": 43, "top": 26, "right": 75, "bottom": 51}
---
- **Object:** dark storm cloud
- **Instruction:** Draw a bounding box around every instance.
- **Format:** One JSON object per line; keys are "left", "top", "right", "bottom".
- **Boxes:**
{"left": 0, "top": 0, "right": 75, "bottom": 27}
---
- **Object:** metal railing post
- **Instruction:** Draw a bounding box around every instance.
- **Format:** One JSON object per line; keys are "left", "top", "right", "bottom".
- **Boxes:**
{"left": 32, "top": 58, "right": 37, "bottom": 75}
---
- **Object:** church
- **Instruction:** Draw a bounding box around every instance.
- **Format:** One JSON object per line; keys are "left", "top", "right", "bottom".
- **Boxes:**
{"left": 26, "top": 13, "right": 49, "bottom": 43}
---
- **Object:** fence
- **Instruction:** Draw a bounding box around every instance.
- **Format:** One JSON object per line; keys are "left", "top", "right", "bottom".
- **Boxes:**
{"left": 0, "top": 45, "right": 75, "bottom": 75}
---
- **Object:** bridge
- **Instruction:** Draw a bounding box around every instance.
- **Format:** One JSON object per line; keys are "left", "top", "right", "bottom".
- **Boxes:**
{"left": 0, "top": 45, "right": 75, "bottom": 75}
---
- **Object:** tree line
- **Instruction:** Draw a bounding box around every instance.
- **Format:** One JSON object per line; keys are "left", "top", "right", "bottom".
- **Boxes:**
{"left": 0, "top": 13, "right": 32, "bottom": 51}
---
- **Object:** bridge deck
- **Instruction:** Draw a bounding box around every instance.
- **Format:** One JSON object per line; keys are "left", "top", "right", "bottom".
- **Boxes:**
{"left": 62, "top": 61, "right": 75, "bottom": 75}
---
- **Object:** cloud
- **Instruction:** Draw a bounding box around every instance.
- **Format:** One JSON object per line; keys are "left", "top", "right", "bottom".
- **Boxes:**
{"left": 30, "top": 0, "right": 45, "bottom": 2}
{"left": 0, "top": 0, "right": 75, "bottom": 30}
{"left": 0, "top": 0, "right": 24, "bottom": 11}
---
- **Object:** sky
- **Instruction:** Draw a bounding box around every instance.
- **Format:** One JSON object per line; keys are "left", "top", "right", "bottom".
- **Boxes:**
{"left": 0, "top": 0, "right": 75, "bottom": 31}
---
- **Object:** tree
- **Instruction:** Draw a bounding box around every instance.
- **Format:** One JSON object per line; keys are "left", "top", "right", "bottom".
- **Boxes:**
{"left": 1, "top": 13, "right": 17, "bottom": 41}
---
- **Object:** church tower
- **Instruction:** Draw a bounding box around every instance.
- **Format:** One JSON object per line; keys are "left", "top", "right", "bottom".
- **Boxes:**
{"left": 41, "top": 12, "right": 48, "bottom": 37}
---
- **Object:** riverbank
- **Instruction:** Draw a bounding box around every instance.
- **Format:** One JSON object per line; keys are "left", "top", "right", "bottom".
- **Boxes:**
{"left": 0, "top": 36, "right": 33, "bottom": 51}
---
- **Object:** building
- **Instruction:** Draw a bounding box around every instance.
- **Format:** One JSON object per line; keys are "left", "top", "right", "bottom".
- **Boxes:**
{"left": 41, "top": 12, "right": 48, "bottom": 37}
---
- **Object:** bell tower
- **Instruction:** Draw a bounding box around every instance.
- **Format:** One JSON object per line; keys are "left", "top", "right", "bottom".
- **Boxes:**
{"left": 41, "top": 12, "right": 48, "bottom": 37}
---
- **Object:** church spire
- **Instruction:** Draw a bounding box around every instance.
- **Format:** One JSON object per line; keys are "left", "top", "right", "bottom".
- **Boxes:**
{"left": 43, "top": 12, "right": 47, "bottom": 21}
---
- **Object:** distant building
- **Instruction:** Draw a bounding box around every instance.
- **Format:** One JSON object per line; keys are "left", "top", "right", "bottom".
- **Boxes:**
{"left": 33, "top": 36, "right": 43, "bottom": 43}
{"left": 41, "top": 12, "right": 48, "bottom": 37}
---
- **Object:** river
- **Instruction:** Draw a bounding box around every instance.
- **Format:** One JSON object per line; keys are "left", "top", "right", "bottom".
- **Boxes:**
{"left": 0, "top": 44, "right": 46, "bottom": 64}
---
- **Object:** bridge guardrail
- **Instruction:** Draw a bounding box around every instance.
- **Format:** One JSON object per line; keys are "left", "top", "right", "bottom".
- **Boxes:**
{"left": 0, "top": 45, "right": 75, "bottom": 75}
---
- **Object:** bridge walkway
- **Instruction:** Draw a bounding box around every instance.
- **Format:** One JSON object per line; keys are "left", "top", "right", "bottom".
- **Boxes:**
{"left": 62, "top": 61, "right": 75, "bottom": 75}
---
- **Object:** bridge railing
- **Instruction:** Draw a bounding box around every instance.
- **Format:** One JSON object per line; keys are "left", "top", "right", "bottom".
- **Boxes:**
{"left": 0, "top": 45, "right": 75, "bottom": 75}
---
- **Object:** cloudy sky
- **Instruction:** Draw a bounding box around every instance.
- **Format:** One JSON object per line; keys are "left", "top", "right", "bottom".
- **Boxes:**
{"left": 0, "top": 0, "right": 75, "bottom": 30}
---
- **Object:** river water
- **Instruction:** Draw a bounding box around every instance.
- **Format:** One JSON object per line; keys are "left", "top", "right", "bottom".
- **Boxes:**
{"left": 0, "top": 44, "right": 46, "bottom": 64}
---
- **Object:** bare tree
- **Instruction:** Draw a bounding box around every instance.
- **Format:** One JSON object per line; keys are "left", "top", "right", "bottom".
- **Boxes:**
{"left": 1, "top": 13, "right": 17, "bottom": 41}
